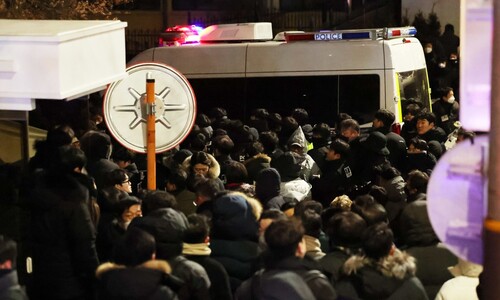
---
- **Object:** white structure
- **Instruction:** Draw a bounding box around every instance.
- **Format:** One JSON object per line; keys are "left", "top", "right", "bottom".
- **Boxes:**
{"left": 0, "top": 20, "right": 128, "bottom": 110}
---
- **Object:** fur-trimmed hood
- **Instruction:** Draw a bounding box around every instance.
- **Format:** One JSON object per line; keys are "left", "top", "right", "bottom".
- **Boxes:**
{"left": 95, "top": 260, "right": 176, "bottom": 299}
{"left": 182, "top": 152, "right": 221, "bottom": 179}
{"left": 95, "top": 260, "right": 172, "bottom": 279}
{"left": 343, "top": 249, "right": 416, "bottom": 280}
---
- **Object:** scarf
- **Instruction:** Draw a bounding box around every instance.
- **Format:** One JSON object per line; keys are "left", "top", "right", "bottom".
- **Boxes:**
{"left": 182, "top": 243, "right": 212, "bottom": 256}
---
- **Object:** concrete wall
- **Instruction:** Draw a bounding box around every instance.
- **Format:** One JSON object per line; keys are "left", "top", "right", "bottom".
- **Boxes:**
{"left": 0, "top": 121, "right": 46, "bottom": 163}
{"left": 402, "top": 0, "right": 460, "bottom": 33}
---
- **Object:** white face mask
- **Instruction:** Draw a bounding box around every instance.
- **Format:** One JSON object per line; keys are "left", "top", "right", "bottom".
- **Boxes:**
{"left": 425, "top": 47, "right": 433, "bottom": 54}
{"left": 447, "top": 96, "right": 455, "bottom": 103}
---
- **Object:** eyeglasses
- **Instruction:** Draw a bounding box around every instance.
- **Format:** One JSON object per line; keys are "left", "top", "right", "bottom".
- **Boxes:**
{"left": 122, "top": 179, "right": 131, "bottom": 184}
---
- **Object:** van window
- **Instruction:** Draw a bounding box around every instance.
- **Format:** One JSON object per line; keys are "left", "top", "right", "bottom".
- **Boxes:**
{"left": 188, "top": 74, "right": 380, "bottom": 126}
{"left": 398, "top": 68, "right": 431, "bottom": 113}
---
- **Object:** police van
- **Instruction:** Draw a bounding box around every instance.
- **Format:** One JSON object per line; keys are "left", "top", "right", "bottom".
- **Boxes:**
{"left": 129, "top": 22, "right": 431, "bottom": 127}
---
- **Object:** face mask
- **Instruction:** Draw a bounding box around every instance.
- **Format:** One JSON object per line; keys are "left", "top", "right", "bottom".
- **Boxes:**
{"left": 425, "top": 47, "right": 433, "bottom": 54}
{"left": 447, "top": 96, "right": 455, "bottom": 104}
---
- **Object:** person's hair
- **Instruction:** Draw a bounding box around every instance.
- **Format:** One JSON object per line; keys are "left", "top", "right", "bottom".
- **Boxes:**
{"left": 105, "top": 168, "right": 129, "bottom": 187}
{"left": 190, "top": 151, "right": 212, "bottom": 168}
{"left": 184, "top": 214, "right": 210, "bottom": 244}
{"left": 340, "top": 119, "right": 360, "bottom": 134}
{"left": 251, "top": 108, "right": 270, "bottom": 119}
{"left": 260, "top": 208, "right": 287, "bottom": 221}
{"left": 281, "top": 116, "right": 299, "bottom": 135}
{"left": 112, "top": 227, "right": 156, "bottom": 267}
{"left": 280, "top": 199, "right": 299, "bottom": 214}
{"left": 194, "top": 178, "right": 225, "bottom": 200}
{"left": 291, "top": 108, "right": 309, "bottom": 126}
{"left": 225, "top": 161, "right": 249, "bottom": 184}
{"left": 312, "top": 123, "right": 331, "bottom": 138}
{"left": 362, "top": 222, "right": 394, "bottom": 260}
{"left": 404, "top": 103, "right": 422, "bottom": 116}
{"left": 112, "top": 147, "right": 135, "bottom": 163}
{"left": 439, "top": 87, "right": 454, "bottom": 99}
{"left": 374, "top": 109, "right": 395, "bottom": 129}
{"left": 294, "top": 200, "right": 323, "bottom": 217}
{"left": 46, "top": 125, "right": 75, "bottom": 148}
{"left": 330, "top": 194, "right": 353, "bottom": 210}
{"left": 326, "top": 211, "right": 367, "bottom": 249}
{"left": 416, "top": 111, "right": 436, "bottom": 124}
{"left": 268, "top": 113, "right": 282, "bottom": 132}
{"left": 0, "top": 235, "right": 17, "bottom": 268}
{"left": 406, "top": 170, "right": 429, "bottom": 193}
{"left": 259, "top": 131, "right": 280, "bottom": 153}
{"left": 300, "top": 209, "right": 322, "bottom": 238}
{"left": 212, "top": 135, "right": 234, "bottom": 155}
{"left": 115, "top": 196, "right": 142, "bottom": 218}
{"left": 265, "top": 218, "right": 304, "bottom": 258}
{"left": 246, "top": 141, "right": 265, "bottom": 157}
{"left": 58, "top": 145, "right": 87, "bottom": 172}
{"left": 335, "top": 113, "right": 353, "bottom": 130}
{"left": 209, "top": 107, "right": 228, "bottom": 120}
{"left": 409, "top": 137, "right": 429, "bottom": 151}
{"left": 352, "top": 201, "right": 388, "bottom": 226}
{"left": 374, "top": 163, "right": 401, "bottom": 180}
{"left": 142, "top": 190, "right": 177, "bottom": 215}
{"left": 329, "top": 138, "right": 350, "bottom": 159}
{"left": 353, "top": 194, "right": 375, "bottom": 207}
{"left": 196, "top": 113, "right": 212, "bottom": 128}
{"left": 167, "top": 168, "right": 188, "bottom": 191}
{"left": 444, "top": 23, "right": 454, "bottom": 33}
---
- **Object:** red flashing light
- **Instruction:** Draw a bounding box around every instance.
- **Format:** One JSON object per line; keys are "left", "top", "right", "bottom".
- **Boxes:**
{"left": 159, "top": 25, "right": 204, "bottom": 46}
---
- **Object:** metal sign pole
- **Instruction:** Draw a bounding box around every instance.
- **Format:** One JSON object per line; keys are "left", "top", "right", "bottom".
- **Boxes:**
{"left": 146, "top": 77, "right": 156, "bottom": 190}
{"left": 484, "top": 1, "right": 500, "bottom": 298}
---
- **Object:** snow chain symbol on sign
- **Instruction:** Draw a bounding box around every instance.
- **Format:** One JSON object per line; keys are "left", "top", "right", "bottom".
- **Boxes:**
{"left": 103, "top": 63, "right": 197, "bottom": 153}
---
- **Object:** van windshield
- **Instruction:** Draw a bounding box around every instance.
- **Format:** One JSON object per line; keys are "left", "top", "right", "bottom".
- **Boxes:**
{"left": 397, "top": 68, "right": 431, "bottom": 113}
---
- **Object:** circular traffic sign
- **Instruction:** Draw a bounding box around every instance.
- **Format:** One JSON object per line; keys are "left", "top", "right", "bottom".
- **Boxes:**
{"left": 427, "top": 134, "right": 488, "bottom": 264}
{"left": 103, "top": 63, "right": 196, "bottom": 153}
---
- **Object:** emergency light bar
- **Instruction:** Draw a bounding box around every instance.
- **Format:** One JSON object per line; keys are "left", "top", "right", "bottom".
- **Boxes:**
{"left": 383, "top": 27, "right": 417, "bottom": 39}
{"left": 285, "top": 26, "right": 417, "bottom": 42}
{"left": 200, "top": 22, "right": 273, "bottom": 42}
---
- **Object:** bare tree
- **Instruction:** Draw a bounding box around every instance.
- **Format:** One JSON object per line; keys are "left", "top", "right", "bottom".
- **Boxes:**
{"left": 0, "top": 0, "right": 131, "bottom": 19}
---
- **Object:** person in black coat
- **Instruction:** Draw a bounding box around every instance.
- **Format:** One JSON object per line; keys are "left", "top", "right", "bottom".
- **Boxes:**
{"left": 95, "top": 227, "right": 178, "bottom": 300}
{"left": 432, "top": 87, "right": 460, "bottom": 135}
{"left": 308, "top": 123, "right": 332, "bottom": 173}
{"left": 235, "top": 218, "right": 337, "bottom": 300}
{"left": 311, "top": 139, "right": 352, "bottom": 207}
{"left": 372, "top": 109, "right": 407, "bottom": 171}
{"left": 23, "top": 146, "right": 99, "bottom": 300}
{"left": 254, "top": 168, "right": 286, "bottom": 210}
{"left": 183, "top": 214, "right": 233, "bottom": 300}
{"left": 320, "top": 211, "right": 366, "bottom": 285}
{"left": 336, "top": 223, "right": 428, "bottom": 300}
{"left": 415, "top": 112, "right": 447, "bottom": 144}
{"left": 129, "top": 204, "right": 211, "bottom": 300}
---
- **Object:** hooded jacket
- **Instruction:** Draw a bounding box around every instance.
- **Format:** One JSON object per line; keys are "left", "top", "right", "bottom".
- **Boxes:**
{"left": 95, "top": 260, "right": 178, "bottom": 300}
{"left": 255, "top": 168, "right": 286, "bottom": 210}
{"left": 336, "top": 250, "right": 428, "bottom": 300}
{"left": 182, "top": 152, "right": 221, "bottom": 179}
{"left": 244, "top": 153, "right": 271, "bottom": 183}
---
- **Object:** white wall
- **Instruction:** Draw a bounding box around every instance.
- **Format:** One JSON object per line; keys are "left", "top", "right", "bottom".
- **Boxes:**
{"left": 402, "top": 0, "right": 460, "bottom": 33}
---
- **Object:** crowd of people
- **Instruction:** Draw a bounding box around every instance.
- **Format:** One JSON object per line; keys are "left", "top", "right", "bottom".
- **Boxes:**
{"left": 0, "top": 88, "right": 482, "bottom": 300}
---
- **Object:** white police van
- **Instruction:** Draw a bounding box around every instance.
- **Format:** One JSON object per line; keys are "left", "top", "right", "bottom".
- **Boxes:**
{"left": 130, "top": 23, "right": 431, "bottom": 127}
